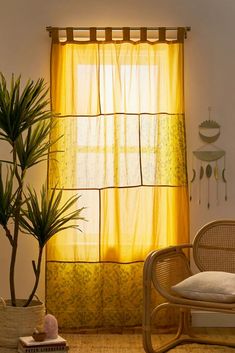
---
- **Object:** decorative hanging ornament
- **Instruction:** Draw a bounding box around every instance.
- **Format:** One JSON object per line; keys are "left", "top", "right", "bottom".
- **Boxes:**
{"left": 190, "top": 107, "right": 227, "bottom": 208}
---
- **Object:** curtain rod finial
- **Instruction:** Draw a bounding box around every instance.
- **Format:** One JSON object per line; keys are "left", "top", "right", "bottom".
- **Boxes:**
{"left": 184, "top": 26, "right": 191, "bottom": 39}
{"left": 46, "top": 26, "right": 52, "bottom": 37}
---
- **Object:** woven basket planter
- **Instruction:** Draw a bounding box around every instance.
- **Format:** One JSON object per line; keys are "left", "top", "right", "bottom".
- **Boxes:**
{"left": 0, "top": 298, "right": 45, "bottom": 349}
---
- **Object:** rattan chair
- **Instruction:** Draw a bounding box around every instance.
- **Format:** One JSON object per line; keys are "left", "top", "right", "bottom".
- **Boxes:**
{"left": 143, "top": 220, "right": 235, "bottom": 353}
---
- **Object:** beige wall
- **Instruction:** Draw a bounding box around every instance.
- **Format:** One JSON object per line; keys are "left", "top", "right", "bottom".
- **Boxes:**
{"left": 0, "top": 0, "right": 235, "bottom": 301}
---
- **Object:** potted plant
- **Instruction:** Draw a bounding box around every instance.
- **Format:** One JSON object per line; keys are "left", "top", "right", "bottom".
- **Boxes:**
{"left": 0, "top": 73, "right": 84, "bottom": 349}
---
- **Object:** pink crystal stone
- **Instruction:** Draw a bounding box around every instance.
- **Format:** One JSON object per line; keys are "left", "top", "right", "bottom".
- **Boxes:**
{"left": 44, "top": 314, "right": 58, "bottom": 339}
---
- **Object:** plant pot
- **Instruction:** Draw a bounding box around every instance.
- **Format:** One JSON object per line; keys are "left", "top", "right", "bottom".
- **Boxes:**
{"left": 0, "top": 298, "right": 45, "bottom": 351}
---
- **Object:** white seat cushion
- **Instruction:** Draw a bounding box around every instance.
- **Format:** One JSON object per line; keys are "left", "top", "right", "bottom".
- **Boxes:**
{"left": 171, "top": 271, "right": 235, "bottom": 303}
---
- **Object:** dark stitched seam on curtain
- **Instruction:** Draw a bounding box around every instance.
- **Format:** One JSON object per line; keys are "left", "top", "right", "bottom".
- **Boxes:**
{"left": 50, "top": 184, "right": 187, "bottom": 191}
{"left": 47, "top": 260, "right": 145, "bottom": 264}
{"left": 54, "top": 112, "right": 185, "bottom": 118}
{"left": 138, "top": 113, "right": 143, "bottom": 185}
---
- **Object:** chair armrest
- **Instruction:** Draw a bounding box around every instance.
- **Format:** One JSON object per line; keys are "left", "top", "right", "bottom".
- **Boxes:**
{"left": 144, "top": 244, "right": 193, "bottom": 302}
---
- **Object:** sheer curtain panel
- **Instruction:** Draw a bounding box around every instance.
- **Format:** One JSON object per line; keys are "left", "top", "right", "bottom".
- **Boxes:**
{"left": 46, "top": 27, "right": 189, "bottom": 329}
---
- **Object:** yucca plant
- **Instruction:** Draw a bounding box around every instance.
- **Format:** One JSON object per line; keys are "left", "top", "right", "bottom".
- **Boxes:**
{"left": 0, "top": 73, "right": 85, "bottom": 307}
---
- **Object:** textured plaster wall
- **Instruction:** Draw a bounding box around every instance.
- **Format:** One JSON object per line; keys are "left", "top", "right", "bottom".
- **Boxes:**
{"left": 0, "top": 0, "right": 235, "bottom": 306}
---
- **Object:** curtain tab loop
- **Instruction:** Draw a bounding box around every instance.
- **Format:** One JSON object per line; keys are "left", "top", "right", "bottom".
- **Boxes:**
{"left": 158, "top": 27, "right": 166, "bottom": 42}
{"left": 66, "top": 27, "right": 74, "bottom": 42}
{"left": 105, "top": 27, "right": 112, "bottom": 41}
{"left": 177, "top": 27, "right": 185, "bottom": 43}
{"left": 140, "top": 27, "right": 147, "bottom": 42}
{"left": 90, "top": 27, "right": 97, "bottom": 42}
{"left": 51, "top": 28, "right": 59, "bottom": 43}
{"left": 123, "top": 27, "right": 130, "bottom": 41}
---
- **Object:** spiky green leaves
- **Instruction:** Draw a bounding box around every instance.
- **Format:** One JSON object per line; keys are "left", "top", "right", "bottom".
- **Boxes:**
{"left": 0, "top": 72, "right": 57, "bottom": 171}
{"left": 0, "top": 163, "right": 16, "bottom": 227}
{"left": 0, "top": 73, "right": 51, "bottom": 144}
{"left": 19, "top": 185, "right": 85, "bottom": 248}
{"left": 15, "top": 120, "right": 55, "bottom": 170}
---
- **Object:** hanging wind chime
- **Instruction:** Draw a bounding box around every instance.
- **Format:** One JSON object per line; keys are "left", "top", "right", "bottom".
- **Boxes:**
{"left": 190, "top": 108, "right": 227, "bottom": 208}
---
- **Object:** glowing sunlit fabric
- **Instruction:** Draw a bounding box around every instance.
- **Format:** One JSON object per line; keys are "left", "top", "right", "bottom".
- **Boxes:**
{"left": 47, "top": 39, "right": 189, "bottom": 328}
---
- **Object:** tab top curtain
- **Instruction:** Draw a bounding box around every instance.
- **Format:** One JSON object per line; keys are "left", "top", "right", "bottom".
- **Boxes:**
{"left": 46, "top": 29, "right": 189, "bottom": 329}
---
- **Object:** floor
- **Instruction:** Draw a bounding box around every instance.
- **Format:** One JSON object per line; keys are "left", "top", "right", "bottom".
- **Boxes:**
{"left": 62, "top": 328, "right": 235, "bottom": 353}
{"left": 1, "top": 328, "right": 235, "bottom": 353}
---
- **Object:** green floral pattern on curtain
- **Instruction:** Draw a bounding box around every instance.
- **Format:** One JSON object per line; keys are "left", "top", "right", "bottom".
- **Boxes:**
{"left": 47, "top": 262, "right": 143, "bottom": 328}
{"left": 47, "top": 262, "right": 179, "bottom": 329}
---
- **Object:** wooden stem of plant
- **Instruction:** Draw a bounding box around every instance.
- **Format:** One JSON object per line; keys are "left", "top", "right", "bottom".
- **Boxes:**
{"left": 24, "top": 246, "right": 43, "bottom": 307}
{"left": 9, "top": 145, "right": 24, "bottom": 306}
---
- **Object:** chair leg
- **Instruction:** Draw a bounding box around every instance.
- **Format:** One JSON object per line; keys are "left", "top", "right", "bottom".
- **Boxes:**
{"left": 174, "top": 310, "right": 184, "bottom": 339}
{"left": 182, "top": 309, "right": 195, "bottom": 338}
{"left": 143, "top": 305, "right": 235, "bottom": 353}
{"left": 143, "top": 304, "right": 193, "bottom": 353}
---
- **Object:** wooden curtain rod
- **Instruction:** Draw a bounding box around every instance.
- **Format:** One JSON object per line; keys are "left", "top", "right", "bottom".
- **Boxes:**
{"left": 47, "top": 26, "right": 191, "bottom": 31}
{"left": 46, "top": 26, "right": 191, "bottom": 43}
{"left": 46, "top": 26, "right": 191, "bottom": 38}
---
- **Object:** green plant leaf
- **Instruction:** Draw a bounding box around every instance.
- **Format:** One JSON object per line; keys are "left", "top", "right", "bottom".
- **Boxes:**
{"left": 15, "top": 120, "right": 58, "bottom": 170}
{"left": 0, "top": 163, "right": 16, "bottom": 226}
{"left": 19, "top": 185, "right": 86, "bottom": 248}
{"left": 0, "top": 73, "right": 52, "bottom": 144}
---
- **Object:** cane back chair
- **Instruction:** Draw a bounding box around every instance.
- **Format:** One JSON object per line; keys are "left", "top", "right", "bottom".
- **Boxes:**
{"left": 143, "top": 219, "right": 235, "bottom": 353}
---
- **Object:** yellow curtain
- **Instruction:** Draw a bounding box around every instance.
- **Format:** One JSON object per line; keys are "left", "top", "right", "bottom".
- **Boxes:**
{"left": 46, "top": 35, "right": 189, "bottom": 329}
